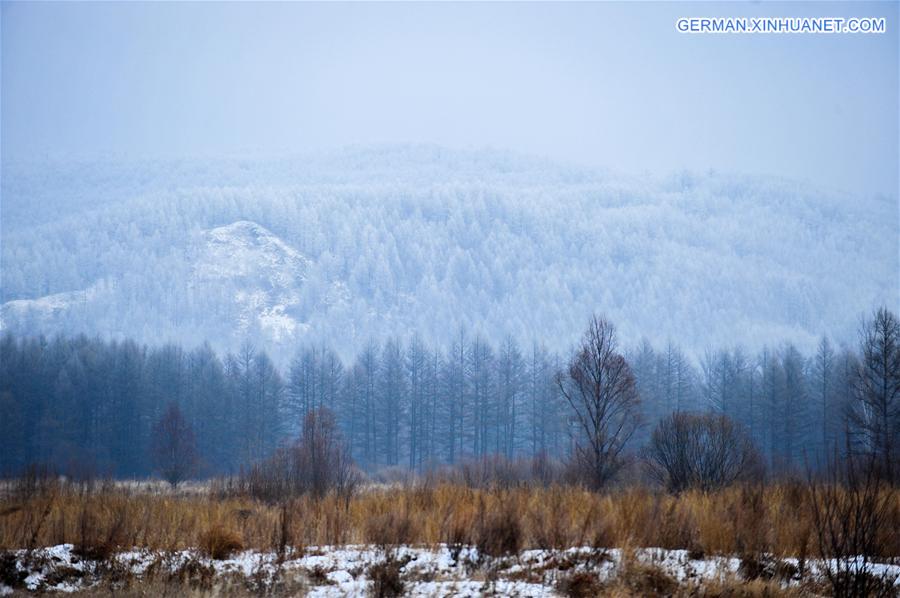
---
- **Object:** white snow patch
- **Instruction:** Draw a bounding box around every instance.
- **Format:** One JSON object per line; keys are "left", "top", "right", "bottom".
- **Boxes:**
{"left": 3, "top": 543, "right": 898, "bottom": 594}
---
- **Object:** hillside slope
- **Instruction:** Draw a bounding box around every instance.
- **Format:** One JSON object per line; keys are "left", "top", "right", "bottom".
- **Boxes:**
{"left": 1, "top": 146, "right": 896, "bottom": 359}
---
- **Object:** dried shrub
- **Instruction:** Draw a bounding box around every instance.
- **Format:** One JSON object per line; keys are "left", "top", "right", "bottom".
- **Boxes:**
{"left": 808, "top": 452, "right": 899, "bottom": 597}
{"left": 731, "top": 484, "right": 768, "bottom": 554}
{"left": 12, "top": 464, "right": 58, "bottom": 500}
{"left": 644, "top": 412, "right": 764, "bottom": 494}
{"left": 307, "top": 564, "right": 330, "bottom": 585}
{"left": 170, "top": 556, "right": 216, "bottom": 589}
{"left": 74, "top": 501, "right": 127, "bottom": 562}
{"left": 276, "top": 501, "right": 292, "bottom": 558}
{"left": 442, "top": 507, "right": 474, "bottom": 563}
{"left": 229, "top": 408, "right": 360, "bottom": 502}
{"left": 687, "top": 548, "right": 705, "bottom": 561}
{"left": 199, "top": 525, "right": 244, "bottom": 560}
{"left": 425, "top": 454, "right": 565, "bottom": 489}
{"left": 365, "top": 510, "right": 413, "bottom": 548}
{"left": 690, "top": 575, "right": 809, "bottom": 598}
{"left": 368, "top": 556, "right": 405, "bottom": 597}
{"left": 529, "top": 487, "right": 588, "bottom": 550}
{"left": 0, "top": 552, "right": 27, "bottom": 589}
{"left": 656, "top": 499, "right": 700, "bottom": 552}
{"left": 615, "top": 561, "right": 679, "bottom": 597}
{"left": 739, "top": 554, "right": 797, "bottom": 582}
{"left": 557, "top": 570, "right": 602, "bottom": 598}
{"left": 475, "top": 499, "right": 522, "bottom": 558}
{"left": 829, "top": 570, "right": 899, "bottom": 598}
{"left": 44, "top": 565, "right": 86, "bottom": 587}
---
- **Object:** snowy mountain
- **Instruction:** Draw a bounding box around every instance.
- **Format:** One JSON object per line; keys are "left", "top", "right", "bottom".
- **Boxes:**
{"left": 1, "top": 146, "right": 896, "bottom": 360}
{"left": 2, "top": 286, "right": 100, "bottom": 325}
{"left": 2, "top": 219, "right": 353, "bottom": 352}
{"left": 192, "top": 220, "right": 312, "bottom": 341}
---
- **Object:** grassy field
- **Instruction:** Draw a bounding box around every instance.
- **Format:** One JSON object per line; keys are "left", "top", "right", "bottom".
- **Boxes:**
{"left": 1, "top": 479, "right": 898, "bottom": 596}
{"left": 4, "top": 482, "right": 891, "bottom": 555}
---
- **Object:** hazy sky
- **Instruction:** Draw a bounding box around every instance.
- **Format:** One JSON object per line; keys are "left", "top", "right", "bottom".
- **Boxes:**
{"left": 2, "top": 1, "right": 898, "bottom": 196}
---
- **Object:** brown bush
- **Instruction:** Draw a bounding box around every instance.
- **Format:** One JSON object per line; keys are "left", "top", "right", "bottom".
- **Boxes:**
{"left": 808, "top": 453, "right": 900, "bottom": 597}
{"left": 529, "top": 489, "right": 573, "bottom": 549}
{"left": 228, "top": 408, "right": 360, "bottom": 503}
{"left": 365, "top": 510, "right": 414, "bottom": 548}
{"left": 74, "top": 499, "right": 128, "bottom": 562}
{"left": 199, "top": 525, "right": 244, "bottom": 560}
{"left": 43, "top": 565, "right": 86, "bottom": 587}
{"left": 307, "top": 564, "right": 330, "bottom": 585}
{"left": 475, "top": 497, "right": 522, "bottom": 557}
{"left": 739, "top": 554, "right": 798, "bottom": 583}
{"left": 687, "top": 576, "right": 810, "bottom": 598}
{"left": 557, "top": 570, "right": 602, "bottom": 597}
{"left": 644, "top": 412, "right": 764, "bottom": 494}
{"left": 12, "top": 463, "right": 59, "bottom": 501}
{"left": 170, "top": 556, "right": 217, "bottom": 589}
{"left": 0, "top": 551, "right": 27, "bottom": 589}
{"left": 614, "top": 560, "right": 678, "bottom": 597}
{"left": 368, "top": 556, "right": 406, "bottom": 597}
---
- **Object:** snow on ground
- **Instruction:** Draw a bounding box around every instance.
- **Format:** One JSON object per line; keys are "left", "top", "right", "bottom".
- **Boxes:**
{"left": 2, "top": 543, "right": 898, "bottom": 595}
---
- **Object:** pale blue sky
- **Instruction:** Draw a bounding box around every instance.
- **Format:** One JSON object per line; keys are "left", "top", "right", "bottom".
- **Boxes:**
{"left": 2, "top": 1, "right": 898, "bottom": 196}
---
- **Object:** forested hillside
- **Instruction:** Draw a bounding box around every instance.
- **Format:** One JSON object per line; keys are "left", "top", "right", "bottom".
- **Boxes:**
{"left": 2, "top": 146, "right": 896, "bottom": 361}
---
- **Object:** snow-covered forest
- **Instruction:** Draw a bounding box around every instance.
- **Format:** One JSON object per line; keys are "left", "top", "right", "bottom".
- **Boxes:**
{"left": 2, "top": 146, "right": 896, "bottom": 363}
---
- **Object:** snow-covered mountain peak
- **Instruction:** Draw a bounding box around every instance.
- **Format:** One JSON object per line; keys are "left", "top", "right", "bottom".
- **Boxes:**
{"left": 207, "top": 220, "right": 284, "bottom": 247}
{"left": 195, "top": 221, "right": 309, "bottom": 287}
{"left": 187, "top": 221, "right": 315, "bottom": 342}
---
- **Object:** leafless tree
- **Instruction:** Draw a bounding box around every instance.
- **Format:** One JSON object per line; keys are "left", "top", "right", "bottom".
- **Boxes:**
{"left": 850, "top": 307, "right": 900, "bottom": 484}
{"left": 643, "top": 412, "right": 763, "bottom": 493}
{"left": 151, "top": 402, "right": 198, "bottom": 488}
{"left": 236, "top": 407, "right": 359, "bottom": 501}
{"left": 293, "top": 407, "right": 359, "bottom": 498}
{"left": 808, "top": 449, "right": 898, "bottom": 597}
{"left": 556, "top": 315, "right": 641, "bottom": 489}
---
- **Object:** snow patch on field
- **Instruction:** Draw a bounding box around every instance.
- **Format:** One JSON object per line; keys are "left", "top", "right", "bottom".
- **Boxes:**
{"left": 2, "top": 543, "right": 898, "bottom": 595}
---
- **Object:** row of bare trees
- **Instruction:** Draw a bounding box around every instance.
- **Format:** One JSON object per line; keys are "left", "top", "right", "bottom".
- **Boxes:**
{"left": 557, "top": 308, "right": 899, "bottom": 491}
{"left": 557, "top": 310, "right": 899, "bottom": 594}
{"left": 556, "top": 316, "right": 761, "bottom": 492}
{"left": 3, "top": 306, "right": 896, "bottom": 495}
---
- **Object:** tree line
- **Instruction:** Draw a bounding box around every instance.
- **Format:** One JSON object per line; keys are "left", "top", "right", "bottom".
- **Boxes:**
{"left": 1, "top": 307, "right": 897, "bottom": 484}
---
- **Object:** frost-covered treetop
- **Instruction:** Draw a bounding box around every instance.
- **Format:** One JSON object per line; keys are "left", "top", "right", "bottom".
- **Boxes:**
{"left": 1, "top": 145, "right": 896, "bottom": 360}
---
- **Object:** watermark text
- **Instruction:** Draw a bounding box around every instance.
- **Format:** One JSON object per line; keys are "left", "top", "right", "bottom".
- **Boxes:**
{"left": 676, "top": 17, "right": 886, "bottom": 34}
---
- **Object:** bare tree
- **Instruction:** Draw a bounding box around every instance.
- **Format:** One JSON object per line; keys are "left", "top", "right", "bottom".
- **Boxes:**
{"left": 293, "top": 407, "right": 359, "bottom": 498}
{"left": 850, "top": 307, "right": 900, "bottom": 483}
{"left": 815, "top": 336, "right": 836, "bottom": 463}
{"left": 236, "top": 407, "right": 358, "bottom": 501}
{"left": 808, "top": 450, "right": 898, "bottom": 597}
{"left": 151, "top": 402, "right": 198, "bottom": 488}
{"left": 556, "top": 315, "right": 641, "bottom": 489}
{"left": 643, "top": 412, "right": 763, "bottom": 493}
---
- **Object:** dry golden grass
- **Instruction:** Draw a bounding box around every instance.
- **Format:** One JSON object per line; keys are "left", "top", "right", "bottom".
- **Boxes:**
{"left": 554, "top": 552, "right": 816, "bottom": 598}
{"left": 1, "top": 482, "right": 897, "bottom": 561}
{"left": 199, "top": 525, "right": 244, "bottom": 560}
